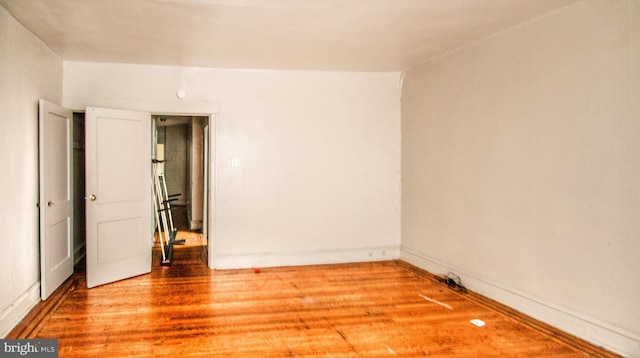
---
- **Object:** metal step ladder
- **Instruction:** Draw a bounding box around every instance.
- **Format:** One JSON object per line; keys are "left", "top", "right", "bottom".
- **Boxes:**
{"left": 152, "top": 159, "right": 185, "bottom": 265}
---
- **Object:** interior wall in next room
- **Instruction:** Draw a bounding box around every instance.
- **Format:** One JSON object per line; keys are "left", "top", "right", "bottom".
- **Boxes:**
{"left": 164, "top": 124, "right": 189, "bottom": 207}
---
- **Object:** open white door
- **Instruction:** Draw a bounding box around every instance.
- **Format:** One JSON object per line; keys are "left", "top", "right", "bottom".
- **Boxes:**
{"left": 85, "top": 107, "right": 152, "bottom": 288}
{"left": 39, "top": 100, "right": 74, "bottom": 300}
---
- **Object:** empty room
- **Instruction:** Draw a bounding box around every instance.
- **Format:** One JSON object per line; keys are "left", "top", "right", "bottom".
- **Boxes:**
{"left": 0, "top": 0, "right": 638, "bottom": 356}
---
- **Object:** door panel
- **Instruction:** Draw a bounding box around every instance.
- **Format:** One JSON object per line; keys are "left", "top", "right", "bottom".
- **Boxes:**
{"left": 85, "top": 107, "right": 151, "bottom": 288}
{"left": 39, "top": 100, "right": 74, "bottom": 300}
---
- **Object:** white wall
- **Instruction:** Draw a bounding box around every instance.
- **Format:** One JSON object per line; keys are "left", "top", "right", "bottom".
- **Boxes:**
{"left": 64, "top": 63, "right": 402, "bottom": 269}
{"left": 401, "top": 1, "right": 640, "bottom": 356}
{"left": 0, "top": 5, "right": 63, "bottom": 337}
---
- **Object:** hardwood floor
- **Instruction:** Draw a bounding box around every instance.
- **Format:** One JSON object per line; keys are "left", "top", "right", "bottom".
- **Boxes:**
{"left": 13, "top": 233, "right": 617, "bottom": 357}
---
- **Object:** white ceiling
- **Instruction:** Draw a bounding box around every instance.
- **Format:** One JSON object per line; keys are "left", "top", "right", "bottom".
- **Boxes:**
{"left": 1, "top": 0, "right": 578, "bottom": 72}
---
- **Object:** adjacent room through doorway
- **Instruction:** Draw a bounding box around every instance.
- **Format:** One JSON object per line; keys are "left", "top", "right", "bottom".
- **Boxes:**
{"left": 153, "top": 115, "right": 208, "bottom": 233}
{"left": 71, "top": 112, "right": 210, "bottom": 267}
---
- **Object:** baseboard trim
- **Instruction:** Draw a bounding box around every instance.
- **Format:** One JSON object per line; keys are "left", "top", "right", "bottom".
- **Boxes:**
{"left": 0, "top": 283, "right": 41, "bottom": 338}
{"left": 215, "top": 246, "right": 401, "bottom": 270}
{"left": 4, "top": 277, "right": 76, "bottom": 339}
{"left": 189, "top": 220, "right": 202, "bottom": 231}
{"left": 400, "top": 247, "right": 639, "bottom": 358}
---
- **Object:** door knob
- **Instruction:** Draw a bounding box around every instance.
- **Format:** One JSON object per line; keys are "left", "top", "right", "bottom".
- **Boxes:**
{"left": 89, "top": 194, "right": 97, "bottom": 201}
{"left": 47, "top": 201, "right": 54, "bottom": 207}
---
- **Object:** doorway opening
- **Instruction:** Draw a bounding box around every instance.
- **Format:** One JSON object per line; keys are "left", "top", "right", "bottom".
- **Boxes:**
{"left": 152, "top": 115, "right": 209, "bottom": 255}
{"left": 72, "top": 112, "right": 86, "bottom": 266}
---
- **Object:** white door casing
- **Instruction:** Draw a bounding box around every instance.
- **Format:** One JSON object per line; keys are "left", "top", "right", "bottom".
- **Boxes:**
{"left": 39, "top": 100, "right": 74, "bottom": 300}
{"left": 85, "top": 107, "right": 152, "bottom": 288}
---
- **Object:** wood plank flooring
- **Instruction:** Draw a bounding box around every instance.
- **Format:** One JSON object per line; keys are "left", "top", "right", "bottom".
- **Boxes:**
{"left": 21, "top": 233, "right": 616, "bottom": 357}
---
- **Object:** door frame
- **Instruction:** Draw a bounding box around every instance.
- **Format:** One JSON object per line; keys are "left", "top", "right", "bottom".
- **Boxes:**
{"left": 65, "top": 98, "right": 218, "bottom": 269}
